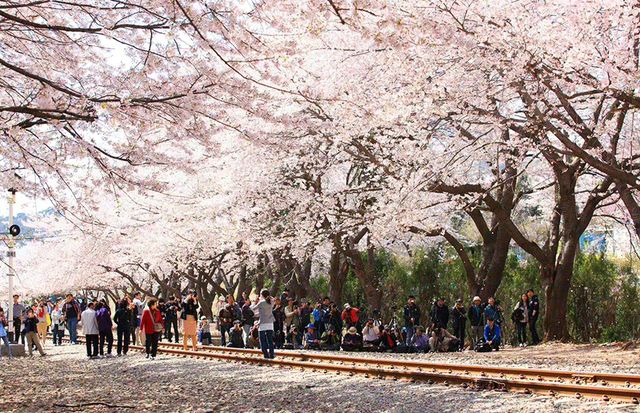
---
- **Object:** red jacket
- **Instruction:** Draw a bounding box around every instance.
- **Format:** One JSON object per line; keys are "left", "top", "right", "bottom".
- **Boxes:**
{"left": 140, "top": 308, "right": 163, "bottom": 334}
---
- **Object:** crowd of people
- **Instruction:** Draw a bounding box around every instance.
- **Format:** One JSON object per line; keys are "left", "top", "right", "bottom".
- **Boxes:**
{"left": 0, "top": 288, "right": 541, "bottom": 360}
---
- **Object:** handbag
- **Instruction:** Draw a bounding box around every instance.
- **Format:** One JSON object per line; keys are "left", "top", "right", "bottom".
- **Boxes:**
{"left": 152, "top": 310, "right": 163, "bottom": 333}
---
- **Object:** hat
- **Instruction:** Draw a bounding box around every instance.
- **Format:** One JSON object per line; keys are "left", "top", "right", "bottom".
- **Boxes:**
{"left": 200, "top": 316, "right": 207, "bottom": 320}
{"left": 348, "top": 327, "right": 357, "bottom": 334}
{"left": 233, "top": 320, "right": 241, "bottom": 325}
{"left": 456, "top": 299, "right": 463, "bottom": 304}
{"left": 306, "top": 323, "right": 315, "bottom": 329}
{"left": 473, "top": 296, "right": 481, "bottom": 302}
{"left": 344, "top": 303, "right": 351, "bottom": 309}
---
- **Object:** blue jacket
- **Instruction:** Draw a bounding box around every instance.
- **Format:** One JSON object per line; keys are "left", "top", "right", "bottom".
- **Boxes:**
{"left": 484, "top": 324, "right": 501, "bottom": 342}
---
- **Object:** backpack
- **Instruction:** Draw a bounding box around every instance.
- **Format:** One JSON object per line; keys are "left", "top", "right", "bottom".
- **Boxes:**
{"left": 475, "top": 340, "right": 491, "bottom": 352}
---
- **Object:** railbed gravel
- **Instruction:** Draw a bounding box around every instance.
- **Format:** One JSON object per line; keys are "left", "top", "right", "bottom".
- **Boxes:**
{"left": 0, "top": 342, "right": 638, "bottom": 412}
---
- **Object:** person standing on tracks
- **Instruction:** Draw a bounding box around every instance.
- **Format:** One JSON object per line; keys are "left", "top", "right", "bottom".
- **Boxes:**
{"left": 242, "top": 298, "right": 256, "bottom": 348}
{"left": 218, "top": 303, "right": 234, "bottom": 347}
{"left": 132, "top": 292, "right": 145, "bottom": 346}
{"left": 96, "top": 301, "right": 114, "bottom": 357}
{"left": 272, "top": 297, "right": 286, "bottom": 349}
{"left": 62, "top": 294, "right": 81, "bottom": 345}
{"left": 451, "top": 299, "right": 467, "bottom": 351}
{"left": 164, "top": 296, "right": 180, "bottom": 343}
{"left": 24, "top": 308, "right": 46, "bottom": 357}
{"left": 526, "top": 289, "right": 541, "bottom": 345}
{"left": 467, "top": 296, "right": 484, "bottom": 348}
{"left": 251, "top": 289, "right": 276, "bottom": 359}
{"left": 113, "top": 299, "right": 132, "bottom": 356}
{"left": 140, "top": 298, "right": 164, "bottom": 360}
{"left": 182, "top": 294, "right": 199, "bottom": 351}
{"left": 81, "top": 302, "right": 99, "bottom": 359}
{"left": 128, "top": 301, "right": 138, "bottom": 345}
{"left": 403, "top": 295, "right": 421, "bottom": 347}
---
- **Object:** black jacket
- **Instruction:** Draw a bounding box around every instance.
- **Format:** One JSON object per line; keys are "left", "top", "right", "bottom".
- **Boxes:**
{"left": 241, "top": 304, "right": 255, "bottom": 326}
{"left": 451, "top": 305, "right": 466, "bottom": 330}
{"left": 23, "top": 316, "right": 38, "bottom": 333}
{"left": 467, "top": 305, "right": 484, "bottom": 327}
{"left": 528, "top": 295, "right": 540, "bottom": 319}
{"left": 403, "top": 304, "right": 421, "bottom": 328}
{"left": 430, "top": 304, "right": 449, "bottom": 329}
{"left": 113, "top": 308, "right": 132, "bottom": 329}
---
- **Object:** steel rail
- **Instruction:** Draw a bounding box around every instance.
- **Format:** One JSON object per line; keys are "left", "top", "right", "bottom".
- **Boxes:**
{"left": 56, "top": 335, "right": 640, "bottom": 403}
{"left": 152, "top": 340, "right": 640, "bottom": 388}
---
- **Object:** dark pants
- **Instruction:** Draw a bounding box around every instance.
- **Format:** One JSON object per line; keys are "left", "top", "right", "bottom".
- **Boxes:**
{"left": 52, "top": 326, "right": 64, "bottom": 345}
{"left": 12, "top": 318, "right": 23, "bottom": 344}
{"left": 453, "top": 322, "right": 466, "bottom": 350}
{"left": 99, "top": 330, "right": 113, "bottom": 355}
{"left": 259, "top": 329, "right": 275, "bottom": 359}
{"left": 117, "top": 326, "right": 130, "bottom": 355}
{"left": 86, "top": 334, "right": 99, "bottom": 357}
{"left": 130, "top": 326, "right": 137, "bottom": 345}
{"left": 165, "top": 319, "right": 179, "bottom": 342}
{"left": 219, "top": 324, "right": 231, "bottom": 347}
{"left": 529, "top": 317, "right": 540, "bottom": 344}
{"left": 145, "top": 332, "right": 159, "bottom": 357}
{"left": 516, "top": 322, "right": 527, "bottom": 344}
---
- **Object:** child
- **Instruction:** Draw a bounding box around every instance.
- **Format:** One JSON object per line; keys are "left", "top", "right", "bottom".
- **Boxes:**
{"left": 198, "top": 316, "right": 211, "bottom": 345}
{"left": 228, "top": 320, "right": 244, "bottom": 348}
{"left": 24, "top": 309, "right": 46, "bottom": 357}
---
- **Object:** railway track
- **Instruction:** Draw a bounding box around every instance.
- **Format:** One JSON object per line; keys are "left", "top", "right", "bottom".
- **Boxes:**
{"left": 59, "top": 335, "right": 640, "bottom": 404}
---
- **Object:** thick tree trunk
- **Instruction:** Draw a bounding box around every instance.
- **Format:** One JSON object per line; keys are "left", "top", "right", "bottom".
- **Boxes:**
{"left": 346, "top": 244, "right": 383, "bottom": 311}
{"left": 476, "top": 225, "right": 512, "bottom": 301}
{"left": 328, "top": 247, "right": 349, "bottom": 304}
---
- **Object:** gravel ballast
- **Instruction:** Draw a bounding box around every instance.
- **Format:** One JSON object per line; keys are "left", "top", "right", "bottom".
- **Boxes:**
{"left": 0, "top": 342, "right": 638, "bottom": 412}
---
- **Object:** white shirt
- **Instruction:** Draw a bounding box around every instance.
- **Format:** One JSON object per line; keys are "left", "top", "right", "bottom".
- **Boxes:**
{"left": 81, "top": 308, "right": 99, "bottom": 335}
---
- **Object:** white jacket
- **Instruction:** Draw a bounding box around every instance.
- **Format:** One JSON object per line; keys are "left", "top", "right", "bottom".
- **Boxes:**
{"left": 81, "top": 308, "right": 99, "bottom": 335}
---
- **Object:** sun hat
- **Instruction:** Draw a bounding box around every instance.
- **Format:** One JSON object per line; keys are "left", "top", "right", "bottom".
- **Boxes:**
{"left": 348, "top": 327, "right": 357, "bottom": 334}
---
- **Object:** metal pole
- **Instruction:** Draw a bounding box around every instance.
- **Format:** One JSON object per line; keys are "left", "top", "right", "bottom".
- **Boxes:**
{"left": 7, "top": 189, "right": 16, "bottom": 340}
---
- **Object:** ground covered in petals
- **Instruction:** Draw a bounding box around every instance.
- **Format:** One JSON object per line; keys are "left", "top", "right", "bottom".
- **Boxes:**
{"left": 0, "top": 343, "right": 638, "bottom": 412}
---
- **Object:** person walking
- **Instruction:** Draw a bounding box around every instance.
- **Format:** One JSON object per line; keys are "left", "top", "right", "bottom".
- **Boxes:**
{"left": 23, "top": 309, "right": 46, "bottom": 357}
{"left": 527, "top": 289, "right": 541, "bottom": 345}
{"left": 451, "top": 299, "right": 467, "bottom": 351}
{"left": 140, "top": 299, "right": 164, "bottom": 360}
{"left": 81, "top": 302, "right": 99, "bottom": 359}
{"left": 0, "top": 308, "right": 13, "bottom": 358}
{"left": 62, "top": 294, "right": 81, "bottom": 345}
{"left": 50, "top": 302, "right": 64, "bottom": 346}
{"left": 11, "top": 294, "right": 25, "bottom": 344}
{"left": 96, "top": 301, "right": 114, "bottom": 357}
{"left": 181, "top": 295, "right": 198, "bottom": 351}
{"left": 113, "top": 299, "right": 132, "bottom": 356}
{"left": 251, "top": 289, "right": 275, "bottom": 359}
{"left": 403, "top": 295, "right": 421, "bottom": 346}
{"left": 512, "top": 293, "right": 529, "bottom": 347}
